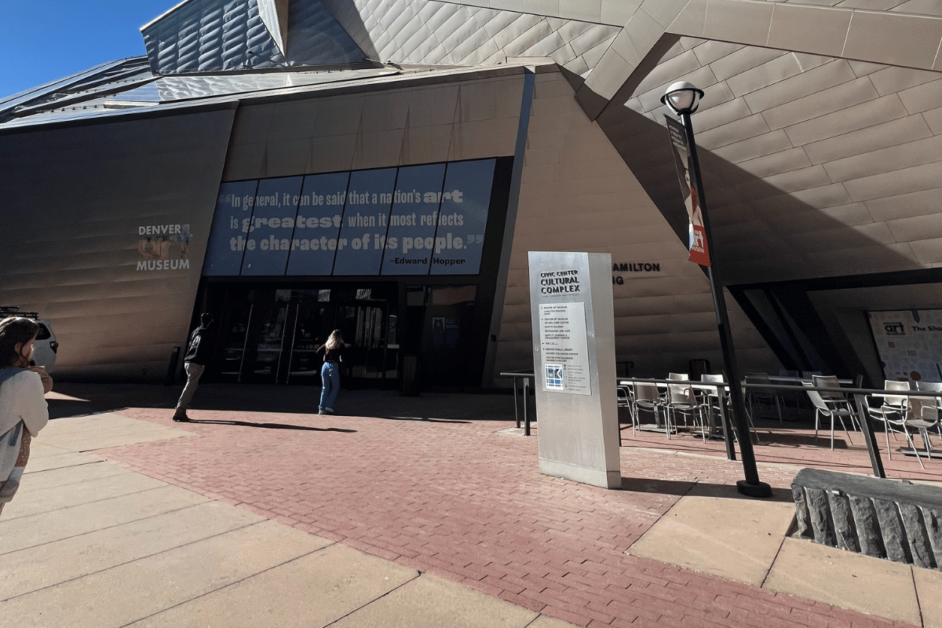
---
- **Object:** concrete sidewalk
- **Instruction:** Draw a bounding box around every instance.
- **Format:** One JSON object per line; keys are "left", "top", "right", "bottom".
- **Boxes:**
{"left": 0, "top": 413, "right": 575, "bottom": 628}
{"left": 4, "top": 384, "right": 942, "bottom": 627}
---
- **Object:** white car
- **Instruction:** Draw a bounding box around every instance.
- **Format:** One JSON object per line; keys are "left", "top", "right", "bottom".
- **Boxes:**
{"left": 0, "top": 307, "right": 58, "bottom": 373}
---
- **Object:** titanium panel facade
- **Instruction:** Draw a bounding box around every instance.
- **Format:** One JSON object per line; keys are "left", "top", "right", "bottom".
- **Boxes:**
{"left": 606, "top": 37, "right": 942, "bottom": 285}
{"left": 7, "top": 0, "right": 942, "bottom": 384}
{"left": 142, "top": 0, "right": 364, "bottom": 75}
{"left": 302, "top": 0, "right": 620, "bottom": 76}
{"left": 0, "top": 107, "right": 237, "bottom": 380}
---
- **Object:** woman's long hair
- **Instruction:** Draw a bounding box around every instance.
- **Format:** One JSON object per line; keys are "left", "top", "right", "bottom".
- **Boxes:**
{"left": 325, "top": 329, "right": 343, "bottom": 350}
{"left": 0, "top": 317, "right": 39, "bottom": 368}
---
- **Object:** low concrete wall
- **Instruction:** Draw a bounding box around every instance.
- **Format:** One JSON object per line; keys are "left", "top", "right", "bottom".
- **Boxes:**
{"left": 792, "top": 468, "right": 942, "bottom": 570}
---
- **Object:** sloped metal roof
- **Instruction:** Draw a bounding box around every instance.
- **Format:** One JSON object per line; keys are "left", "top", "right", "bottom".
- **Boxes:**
{"left": 111, "top": 67, "right": 397, "bottom": 103}
{"left": 0, "top": 59, "right": 154, "bottom": 124}
{"left": 141, "top": 0, "right": 365, "bottom": 75}
{"left": 0, "top": 57, "right": 543, "bottom": 132}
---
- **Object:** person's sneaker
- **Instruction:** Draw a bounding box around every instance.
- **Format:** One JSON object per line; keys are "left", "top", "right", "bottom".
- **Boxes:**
{"left": 172, "top": 410, "right": 190, "bottom": 422}
{"left": 324, "top": 408, "right": 335, "bottom": 415}
{"left": 318, "top": 409, "right": 326, "bottom": 415}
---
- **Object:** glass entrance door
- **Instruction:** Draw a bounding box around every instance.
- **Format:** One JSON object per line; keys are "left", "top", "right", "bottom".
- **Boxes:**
{"left": 216, "top": 302, "right": 253, "bottom": 381}
{"left": 284, "top": 301, "right": 333, "bottom": 384}
{"left": 335, "top": 300, "right": 390, "bottom": 387}
{"left": 205, "top": 284, "right": 396, "bottom": 387}
{"left": 244, "top": 298, "right": 291, "bottom": 383}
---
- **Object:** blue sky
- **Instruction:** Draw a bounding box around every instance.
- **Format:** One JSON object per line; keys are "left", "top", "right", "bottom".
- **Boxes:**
{"left": 0, "top": 0, "right": 176, "bottom": 99}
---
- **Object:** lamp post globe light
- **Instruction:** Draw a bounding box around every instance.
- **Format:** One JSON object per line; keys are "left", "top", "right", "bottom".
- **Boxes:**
{"left": 662, "top": 81, "right": 703, "bottom": 115}
{"left": 660, "top": 82, "right": 772, "bottom": 499}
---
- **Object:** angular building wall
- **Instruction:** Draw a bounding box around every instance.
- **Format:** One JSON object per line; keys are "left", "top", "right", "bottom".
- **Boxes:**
{"left": 612, "top": 38, "right": 942, "bottom": 284}
{"left": 494, "top": 69, "right": 779, "bottom": 377}
{"left": 0, "top": 108, "right": 236, "bottom": 380}
{"left": 222, "top": 69, "right": 524, "bottom": 180}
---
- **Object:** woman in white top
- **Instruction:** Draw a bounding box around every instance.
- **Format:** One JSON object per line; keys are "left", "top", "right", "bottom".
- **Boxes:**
{"left": 0, "top": 317, "right": 52, "bottom": 516}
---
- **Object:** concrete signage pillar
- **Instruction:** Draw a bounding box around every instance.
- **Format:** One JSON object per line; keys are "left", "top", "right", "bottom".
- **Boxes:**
{"left": 528, "top": 251, "right": 621, "bottom": 489}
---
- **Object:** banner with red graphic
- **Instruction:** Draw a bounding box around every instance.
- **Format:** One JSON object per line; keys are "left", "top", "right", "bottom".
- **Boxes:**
{"left": 666, "top": 116, "right": 710, "bottom": 267}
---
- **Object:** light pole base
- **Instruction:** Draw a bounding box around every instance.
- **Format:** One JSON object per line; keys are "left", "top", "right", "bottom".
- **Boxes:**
{"left": 737, "top": 480, "right": 773, "bottom": 498}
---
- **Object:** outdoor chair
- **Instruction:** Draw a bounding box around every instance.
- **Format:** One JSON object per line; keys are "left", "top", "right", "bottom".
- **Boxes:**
{"left": 698, "top": 374, "right": 761, "bottom": 444}
{"left": 904, "top": 397, "right": 939, "bottom": 469}
{"left": 665, "top": 382, "right": 707, "bottom": 443}
{"left": 915, "top": 382, "right": 942, "bottom": 442}
{"left": 700, "top": 373, "right": 725, "bottom": 428}
{"left": 744, "top": 373, "right": 783, "bottom": 423}
{"left": 867, "top": 380, "right": 911, "bottom": 461}
{"left": 812, "top": 375, "right": 861, "bottom": 432}
{"left": 631, "top": 382, "right": 665, "bottom": 438}
{"left": 617, "top": 385, "right": 633, "bottom": 445}
{"left": 804, "top": 382, "right": 855, "bottom": 450}
{"left": 666, "top": 372, "right": 690, "bottom": 403}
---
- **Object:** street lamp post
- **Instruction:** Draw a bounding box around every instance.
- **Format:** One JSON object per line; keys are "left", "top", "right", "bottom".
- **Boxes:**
{"left": 661, "top": 82, "right": 772, "bottom": 498}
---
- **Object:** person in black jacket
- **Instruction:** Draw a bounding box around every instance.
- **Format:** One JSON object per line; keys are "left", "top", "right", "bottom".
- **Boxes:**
{"left": 173, "top": 313, "right": 214, "bottom": 422}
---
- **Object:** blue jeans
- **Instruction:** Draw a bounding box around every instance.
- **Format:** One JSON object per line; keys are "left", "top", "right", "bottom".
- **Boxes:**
{"left": 320, "top": 362, "right": 340, "bottom": 411}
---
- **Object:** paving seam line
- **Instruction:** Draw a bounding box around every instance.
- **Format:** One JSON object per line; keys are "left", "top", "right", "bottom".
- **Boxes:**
{"left": 624, "top": 479, "right": 697, "bottom": 553}
{"left": 0, "top": 482, "right": 178, "bottom": 523}
{"left": 758, "top": 528, "right": 789, "bottom": 590}
{"left": 320, "top": 571, "right": 423, "bottom": 628}
{"left": 20, "top": 461, "right": 130, "bottom": 490}
{"left": 910, "top": 566, "right": 925, "bottom": 628}
{"left": 0, "top": 496, "right": 214, "bottom": 558}
{"left": 116, "top": 542, "right": 341, "bottom": 628}
{"left": 24, "top": 460, "right": 106, "bottom": 475}
{"left": 0, "top": 517, "right": 265, "bottom": 603}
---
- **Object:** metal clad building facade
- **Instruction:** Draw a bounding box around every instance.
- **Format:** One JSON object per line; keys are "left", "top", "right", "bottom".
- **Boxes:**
{"left": 3, "top": 0, "right": 942, "bottom": 387}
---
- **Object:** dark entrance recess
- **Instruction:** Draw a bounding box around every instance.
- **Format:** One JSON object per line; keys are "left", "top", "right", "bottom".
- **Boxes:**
{"left": 198, "top": 279, "right": 495, "bottom": 390}
{"left": 200, "top": 283, "right": 398, "bottom": 388}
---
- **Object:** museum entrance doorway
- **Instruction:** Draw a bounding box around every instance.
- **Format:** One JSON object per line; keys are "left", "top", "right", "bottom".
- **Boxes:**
{"left": 205, "top": 284, "right": 398, "bottom": 388}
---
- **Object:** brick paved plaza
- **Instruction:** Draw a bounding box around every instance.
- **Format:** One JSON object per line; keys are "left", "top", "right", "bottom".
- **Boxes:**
{"left": 40, "top": 383, "right": 935, "bottom": 628}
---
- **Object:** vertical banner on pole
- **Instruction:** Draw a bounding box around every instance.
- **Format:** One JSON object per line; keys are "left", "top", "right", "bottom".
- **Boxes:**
{"left": 528, "top": 251, "right": 621, "bottom": 489}
{"left": 666, "top": 116, "right": 711, "bottom": 267}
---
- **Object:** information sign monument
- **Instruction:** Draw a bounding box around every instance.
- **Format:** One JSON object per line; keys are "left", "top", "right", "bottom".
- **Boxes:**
{"left": 528, "top": 251, "right": 620, "bottom": 489}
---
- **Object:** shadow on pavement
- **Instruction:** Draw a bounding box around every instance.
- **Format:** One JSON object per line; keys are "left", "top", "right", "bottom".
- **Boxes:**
{"left": 619, "top": 477, "right": 792, "bottom": 503}
{"left": 180, "top": 419, "right": 356, "bottom": 433}
{"left": 382, "top": 416, "right": 471, "bottom": 424}
{"left": 620, "top": 477, "right": 693, "bottom": 496}
{"left": 47, "top": 382, "right": 517, "bottom": 423}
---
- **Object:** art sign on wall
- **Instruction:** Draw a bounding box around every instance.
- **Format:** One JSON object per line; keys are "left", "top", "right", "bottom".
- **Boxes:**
{"left": 203, "top": 159, "right": 496, "bottom": 277}
{"left": 868, "top": 309, "right": 942, "bottom": 383}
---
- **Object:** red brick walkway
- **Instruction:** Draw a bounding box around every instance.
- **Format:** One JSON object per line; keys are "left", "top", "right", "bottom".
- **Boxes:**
{"left": 100, "top": 407, "right": 916, "bottom": 628}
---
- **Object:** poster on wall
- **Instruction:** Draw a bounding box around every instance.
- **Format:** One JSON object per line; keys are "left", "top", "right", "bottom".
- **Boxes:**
{"left": 868, "top": 309, "right": 942, "bottom": 383}
{"left": 285, "top": 172, "right": 350, "bottom": 276}
{"left": 203, "top": 180, "right": 258, "bottom": 276}
{"left": 333, "top": 168, "right": 397, "bottom": 275}
{"left": 381, "top": 163, "right": 445, "bottom": 275}
{"left": 202, "top": 158, "right": 497, "bottom": 278}
{"left": 429, "top": 159, "right": 494, "bottom": 275}
{"left": 665, "top": 116, "right": 710, "bottom": 268}
{"left": 240, "top": 176, "right": 304, "bottom": 276}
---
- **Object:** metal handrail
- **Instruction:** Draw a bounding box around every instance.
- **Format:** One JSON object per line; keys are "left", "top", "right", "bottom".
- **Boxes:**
{"left": 500, "top": 371, "right": 535, "bottom": 436}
